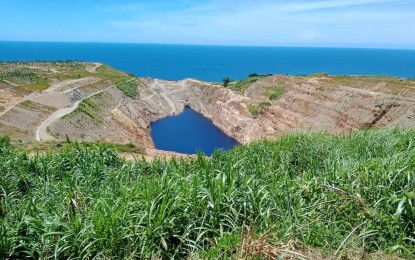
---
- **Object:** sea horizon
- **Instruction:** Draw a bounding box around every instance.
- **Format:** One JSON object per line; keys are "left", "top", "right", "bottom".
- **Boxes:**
{"left": 1, "top": 41, "right": 415, "bottom": 81}
{"left": 2, "top": 40, "right": 415, "bottom": 51}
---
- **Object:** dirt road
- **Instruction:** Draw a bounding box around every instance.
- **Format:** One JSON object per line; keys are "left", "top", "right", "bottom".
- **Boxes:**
{"left": 36, "top": 85, "right": 114, "bottom": 141}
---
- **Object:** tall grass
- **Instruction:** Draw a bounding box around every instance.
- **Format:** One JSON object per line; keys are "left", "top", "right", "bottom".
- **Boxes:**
{"left": 0, "top": 128, "right": 414, "bottom": 259}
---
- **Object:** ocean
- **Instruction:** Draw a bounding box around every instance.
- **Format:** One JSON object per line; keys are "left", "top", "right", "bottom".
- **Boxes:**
{"left": 0, "top": 41, "right": 414, "bottom": 81}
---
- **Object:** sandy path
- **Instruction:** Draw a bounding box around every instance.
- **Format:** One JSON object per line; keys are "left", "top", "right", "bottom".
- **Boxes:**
{"left": 46, "top": 77, "right": 101, "bottom": 93}
{"left": 36, "top": 86, "right": 114, "bottom": 141}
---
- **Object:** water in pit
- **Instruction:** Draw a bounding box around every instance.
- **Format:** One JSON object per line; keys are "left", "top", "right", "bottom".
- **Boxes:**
{"left": 150, "top": 107, "right": 238, "bottom": 156}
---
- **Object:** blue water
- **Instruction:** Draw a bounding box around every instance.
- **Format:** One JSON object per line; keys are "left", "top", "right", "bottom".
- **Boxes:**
{"left": 0, "top": 41, "right": 414, "bottom": 81}
{"left": 150, "top": 107, "right": 237, "bottom": 155}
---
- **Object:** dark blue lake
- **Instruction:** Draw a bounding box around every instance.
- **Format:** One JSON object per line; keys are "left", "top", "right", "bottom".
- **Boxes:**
{"left": 150, "top": 107, "right": 237, "bottom": 155}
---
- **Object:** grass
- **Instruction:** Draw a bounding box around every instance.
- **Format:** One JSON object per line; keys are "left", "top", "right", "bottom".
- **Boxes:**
{"left": 1, "top": 128, "right": 414, "bottom": 259}
{"left": 0, "top": 61, "right": 85, "bottom": 72}
{"left": 229, "top": 75, "right": 267, "bottom": 92}
{"left": 70, "top": 98, "right": 104, "bottom": 124}
{"left": 116, "top": 80, "right": 139, "bottom": 99}
{"left": 62, "top": 97, "right": 104, "bottom": 125}
{"left": 269, "top": 86, "right": 285, "bottom": 100}
{"left": 75, "top": 102, "right": 96, "bottom": 118}
{"left": 258, "top": 101, "right": 271, "bottom": 107}
{"left": 95, "top": 64, "right": 132, "bottom": 84}
{"left": 0, "top": 62, "right": 138, "bottom": 96}
{"left": 18, "top": 100, "right": 57, "bottom": 113}
{"left": 55, "top": 70, "right": 96, "bottom": 81}
{"left": 247, "top": 103, "right": 259, "bottom": 117}
{"left": 0, "top": 68, "right": 49, "bottom": 90}
{"left": 12, "top": 140, "right": 144, "bottom": 155}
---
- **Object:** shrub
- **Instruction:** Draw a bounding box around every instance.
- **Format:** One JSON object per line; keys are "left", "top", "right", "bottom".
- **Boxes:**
{"left": 269, "top": 86, "right": 285, "bottom": 100}
{"left": 116, "top": 80, "right": 138, "bottom": 99}
{"left": 247, "top": 104, "right": 259, "bottom": 117}
{"left": 222, "top": 77, "right": 231, "bottom": 88}
{"left": 259, "top": 101, "right": 271, "bottom": 107}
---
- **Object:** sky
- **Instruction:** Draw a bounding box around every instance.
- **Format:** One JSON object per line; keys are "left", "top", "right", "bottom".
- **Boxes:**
{"left": 1, "top": 0, "right": 414, "bottom": 48}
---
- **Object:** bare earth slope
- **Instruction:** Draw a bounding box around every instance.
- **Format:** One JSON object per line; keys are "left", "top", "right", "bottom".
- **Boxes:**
{"left": 1, "top": 62, "right": 415, "bottom": 156}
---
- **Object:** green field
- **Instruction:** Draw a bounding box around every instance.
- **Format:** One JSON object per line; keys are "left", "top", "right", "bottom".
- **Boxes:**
{"left": 1, "top": 128, "right": 414, "bottom": 259}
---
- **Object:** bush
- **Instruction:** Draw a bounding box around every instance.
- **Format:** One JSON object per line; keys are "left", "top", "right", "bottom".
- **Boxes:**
{"left": 269, "top": 86, "right": 285, "bottom": 100}
{"left": 259, "top": 101, "right": 271, "bottom": 107}
{"left": 247, "top": 104, "right": 259, "bottom": 117}
{"left": 222, "top": 77, "right": 231, "bottom": 88}
{"left": 116, "top": 80, "right": 138, "bottom": 99}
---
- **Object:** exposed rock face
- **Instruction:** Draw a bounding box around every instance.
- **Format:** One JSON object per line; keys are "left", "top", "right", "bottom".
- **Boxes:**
{"left": 48, "top": 75, "right": 415, "bottom": 150}
{"left": 1, "top": 62, "right": 415, "bottom": 156}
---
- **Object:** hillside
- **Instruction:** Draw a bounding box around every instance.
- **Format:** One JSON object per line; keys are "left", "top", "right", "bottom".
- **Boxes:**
{"left": 1, "top": 62, "right": 415, "bottom": 157}
{"left": 1, "top": 62, "right": 415, "bottom": 258}
{"left": 1, "top": 128, "right": 414, "bottom": 259}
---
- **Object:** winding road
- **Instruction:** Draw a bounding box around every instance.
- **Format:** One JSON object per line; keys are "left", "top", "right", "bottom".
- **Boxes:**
{"left": 36, "top": 85, "right": 114, "bottom": 141}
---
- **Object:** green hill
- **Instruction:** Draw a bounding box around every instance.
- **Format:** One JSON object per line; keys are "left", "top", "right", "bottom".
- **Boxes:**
{"left": 1, "top": 128, "right": 414, "bottom": 259}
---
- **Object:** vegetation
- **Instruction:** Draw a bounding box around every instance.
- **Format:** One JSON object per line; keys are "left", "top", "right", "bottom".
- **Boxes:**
{"left": 230, "top": 76, "right": 260, "bottom": 91}
{"left": 222, "top": 77, "right": 231, "bottom": 88}
{"left": 74, "top": 100, "right": 96, "bottom": 118}
{"left": 12, "top": 140, "right": 144, "bottom": 155}
{"left": 228, "top": 73, "right": 271, "bottom": 92}
{"left": 18, "top": 100, "right": 57, "bottom": 113}
{"left": 0, "top": 62, "right": 136, "bottom": 98}
{"left": 0, "top": 68, "right": 49, "bottom": 90}
{"left": 248, "top": 73, "right": 271, "bottom": 78}
{"left": 70, "top": 98, "right": 103, "bottom": 124}
{"left": 247, "top": 103, "right": 259, "bottom": 117}
{"left": 55, "top": 65, "right": 132, "bottom": 84}
{"left": 95, "top": 64, "right": 132, "bottom": 84}
{"left": 0, "top": 61, "right": 88, "bottom": 91}
{"left": 258, "top": 101, "right": 271, "bottom": 107}
{"left": 269, "top": 86, "right": 285, "bottom": 100}
{"left": 116, "top": 80, "right": 139, "bottom": 99}
{"left": 11, "top": 62, "right": 135, "bottom": 88}
{"left": 1, "top": 128, "right": 414, "bottom": 258}
{"left": 311, "top": 72, "right": 329, "bottom": 77}
{"left": 0, "top": 61, "right": 84, "bottom": 72}
{"left": 111, "top": 142, "right": 144, "bottom": 153}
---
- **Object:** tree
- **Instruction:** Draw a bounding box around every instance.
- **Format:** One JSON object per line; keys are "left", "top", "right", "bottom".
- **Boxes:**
{"left": 222, "top": 77, "right": 231, "bottom": 88}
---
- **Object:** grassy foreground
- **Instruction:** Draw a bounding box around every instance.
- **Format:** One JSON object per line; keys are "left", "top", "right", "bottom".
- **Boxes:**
{"left": 1, "top": 129, "right": 415, "bottom": 259}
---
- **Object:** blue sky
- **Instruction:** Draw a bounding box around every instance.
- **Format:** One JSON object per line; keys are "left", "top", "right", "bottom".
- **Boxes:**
{"left": 1, "top": 0, "right": 414, "bottom": 48}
